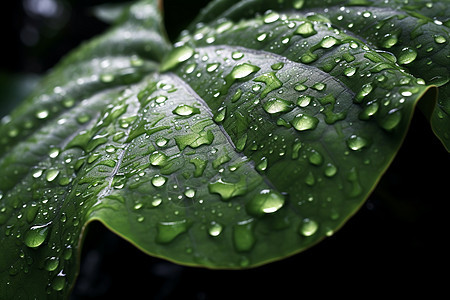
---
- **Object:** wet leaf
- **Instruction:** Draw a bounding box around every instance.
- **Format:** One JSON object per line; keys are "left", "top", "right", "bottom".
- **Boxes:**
{"left": 0, "top": 0, "right": 445, "bottom": 298}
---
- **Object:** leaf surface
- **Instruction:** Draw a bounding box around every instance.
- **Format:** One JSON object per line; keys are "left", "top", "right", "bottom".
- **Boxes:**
{"left": 0, "top": 0, "right": 443, "bottom": 298}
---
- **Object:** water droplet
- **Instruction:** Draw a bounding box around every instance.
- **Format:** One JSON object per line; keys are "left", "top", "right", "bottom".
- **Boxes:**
{"left": 35, "top": 109, "right": 49, "bottom": 119}
{"left": 256, "top": 32, "right": 268, "bottom": 41}
{"left": 347, "top": 135, "right": 369, "bottom": 151}
{"left": 344, "top": 66, "right": 357, "bottom": 77}
{"left": 46, "top": 169, "right": 60, "bottom": 182}
{"left": 233, "top": 219, "right": 256, "bottom": 252}
{"left": 184, "top": 188, "right": 196, "bottom": 198}
{"left": 246, "top": 189, "right": 285, "bottom": 217}
{"left": 291, "top": 114, "right": 319, "bottom": 131}
{"left": 32, "top": 169, "right": 43, "bottom": 178}
{"left": 434, "top": 35, "right": 446, "bottom": 44}
{"left": 48, "top": 148, "right": 60, "bottom": 159}
{"left": 100, "top": 74, "right": 114, "bottom": 83}
{"left": 24, "top": 222, "right": 51, "bottom": 248}
{"left": 214, "top": 106, "right": 227, "bottom": 123}
{"left": 208, "top": 177, "right": 247, "bottom": 201}
{"left": 297, "top": 95, "right": 312, "bottom": 107}
{"left": 52, "top": 271, "right": 66, "bottom": 291}
{"left": 381, "top": 34, "right": 398, "bottom": 48}
{"left": 320, "top": 36, "right": 339, "bottom": 48}
{"left": 207, "top": 63, "right": 220, "bottom": 72}
{"left": 229, "top": 63, "right": 260, "bottom": 79}
{"left": 161, "top": 45, "right": 194, "bottom": 71}
{"left": 359, "top": 102, "right": 379, "bottom": 120}
{"left": 208, "top": 222, "right": 223, "bottom": 237}
{"left": 311, "top": 82, "right": 326, "bottom": 91}
{"left": 231, "top": 51, "right": 244, "bottom": 60}
{"left": 256, "top": 157, "right": 268, "bottom": 172}
{"left": 263, "top": 98, "right": 293, "bottom": 114}
{"left": 355, "top": 83, "right": 373, "bottom": 103}
{"left": 172, "top": 104, "right": 200, "bottom": 116}
{"left": 151, "top": 175, "right": 167, "bottom": 187}
{"left": 156, "top": 137, "right": 169, "bottom": 147}
{"left": 149, "top": 151, "right": 168, "bottom": 167}
{"left": 381, "top": 109, "right": 402, "bottom": 131}
{"left": 398, "top": 47, "right": 417, "bottom": 65}
{"left": 271, "top": 62, "right": 284, "bottom": 70}
{"left": 299, "top": 218, "right": 319, "bottom": 237}
{"left": 151, "top": 197, "right": 163, "bottom": 207}
{"left": 155, "top": 220, "right": 189, "bottom": 244}
{"left": 293, "top": 0, "right": 305, "bottom": 9}
{"left": 324, "top": 163, "right": 338, "bottom": 177}
{"left": 45, "top": 257, "right": 59, "bottom": 271}
{"left": 308, "top": 149, "right": 323, "bottom": 166}
{"left": 25, "top": 203, "right": 39, "bottom": 223}
{"left": 264, "top": 11, "right": 280, "bottom": 24}
{"left": 295, "top": 21, "right": 317, "bottom": 37}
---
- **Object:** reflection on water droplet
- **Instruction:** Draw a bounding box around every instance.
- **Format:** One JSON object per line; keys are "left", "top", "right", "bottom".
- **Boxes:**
{"left": 324, "top": 163, "right": 337, "bottom": 177}
{"left": 229, "top": 63, "right": 260, "bottom": 79}
{"left": 36, "top": 109, "right": 49, "bottom": 119}
{"left": 161, "top": 45, "right": 194, "bottom": 71}
{"left": 52, "top": 271, "right": 66, "bottom": 291}
{"left": 381, "top": 109, "right": 402, "bottom": 131}
{"left": 264, "top": 11, "right": 280, "bottom": 24}
{"left": 173, "top": 104, "right": 200, "bottom": 116}
{"left": 320, "top": 36, "right": 338, "bottom": 48}
{"left": 46, "top": 169, "right": 60, "bottom": 182}
{"left": 293, "top": 0, "right": 305, "bottom": 9}
{"left": 149, "top": 151, "right": 168, "bottom": 167}
{"left": 434, "top": 35, "right": 446, "bottom": 44}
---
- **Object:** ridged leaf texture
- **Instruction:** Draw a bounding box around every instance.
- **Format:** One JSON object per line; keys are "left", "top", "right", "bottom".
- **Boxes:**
{"left": 0, "top": 0, "right": 447, "bottom": 298}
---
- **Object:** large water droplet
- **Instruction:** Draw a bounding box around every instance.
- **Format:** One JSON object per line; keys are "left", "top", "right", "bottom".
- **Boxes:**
{"left": 434, "top": 35, "right": 447, "bottom": 44}
{"left": 246, "top": 189, "right": 285, "bottom": 217}
{"left": 320, "top": 36, "right": 339, "bottom": 48}
{"left": 151, "top": 175, "right": 167, "bottom": 187}
{"left": 45, "top": 257, "right": 59, "bottom": 271}
{"left": 398, "top": 47, "right": 418, "bottom": 65}
{"left": 291, "top": 114, "right": 319, "bottom": 131}
{"left": 24, "top": 222, "right": 51, "bottom": 248}
{"left": 229, "top": 63, "right": 260, "bottom": 80}
{"left": 233, "top": 219, "right": 256, "bottom": 252}
{"left": 208, "top": 177, "right": 247, "bottom": 201}
{"left": 155, "top": 220, "right": 189, "bottom": 244}
{"left": 295, "top": 21, "right": 317, "bottom": 37}
{"left": 293, "top": 0, "right": 305, "bottom": 9}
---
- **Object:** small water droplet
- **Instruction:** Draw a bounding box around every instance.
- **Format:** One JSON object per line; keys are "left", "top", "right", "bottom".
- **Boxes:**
{"left": 324, "top": 163, "right": 338, "bottom": 177}
{"left": 184, "top": 188, "right": 196, "bottom": 198}
{"left": 35, "top": 109, "right": 49, "bottom": 119}
{"left": 46, "top": 169, "right": 60, "bottom": 182}
{"left": 151, "top": 175, "right": 167, "bottom": 187}
{"left": 291, "top": 114, "right": 319, "bottom": 131}
{"left": 229, "top": 63, "right": 260, "bottom": 79}
{"left": 231, "top": 51, "right": 244, "bottom": 60}
{"left": 344, "top": 66, "right": 357, "bottom": 77}
{"left": 264, "top": 11, "right": 280, "bottom": 24}
{"left": 156, "top": 137, "right": 169, "bottom": 147}
{"left": 295, "top": 21, "right": 317, "bottom": 37}
{"left": 173, "top": 104, "right": 200, "bottom": 116}
{"left": 293, "top": 0, "right": 305, "bottom": 9}
{"left": 297, "top": 95, "right": 312, "bottom": 107}
{"left": 149, "top": 151, "right": 168, "bottom": 167}
{"left": 320, "top": 36, "right": 339, "bottom": 48}
{"left": 151, "top": 196, "right": 163, "bottom": 207}
{"left": 246, "top": 189, "right": 285, "bottom": 217}
{"left": 208, "top": 222, "right": 223, "bottom": 237}
{"left": 398, "top": 47, "right": 417, "bottom": 65}
{"left": 347, "top": 135, "right": 369, "bottom": 151}
{"left": 299, "top": 218, "right": 319, "bottom": 237}
{"left": 381, "top": 109, "right": 402, "bottom": 131}
{"left": 100, "top": 74, "right": 114, "bottom": 83}
{"left": 45, "top": 257, "right": 59, "bottom": 271}
{"left": 263, "top": 98, "right": 293, "bottom": 114}
{"left": 256, "top": 32, "right": 268, "bottom": 41}
{"left": 311, "top": 82, "right": 326, "bottom": 91}
{"left": 355, "top": 83, "right": 373, "bottom": 103}
{"left": 434, "top": 35, "right": 447, "bottom": 44}
{"left": 52, "top": 271, "right": 66, "bottom": 291}
{"left": 256, "top": 157, "right": 268, "bottom": 172}
{"left": 381, "top": 34, "right": 398, "bottom": 48}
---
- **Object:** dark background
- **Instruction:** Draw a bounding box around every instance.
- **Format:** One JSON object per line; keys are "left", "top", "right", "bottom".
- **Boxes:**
{"left": 1, "top": 0, "right": 448, "bottom": 299}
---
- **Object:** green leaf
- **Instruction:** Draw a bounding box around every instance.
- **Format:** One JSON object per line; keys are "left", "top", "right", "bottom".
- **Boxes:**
{"left": 0, "top": 0, "right": 444, "bottom": 298}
